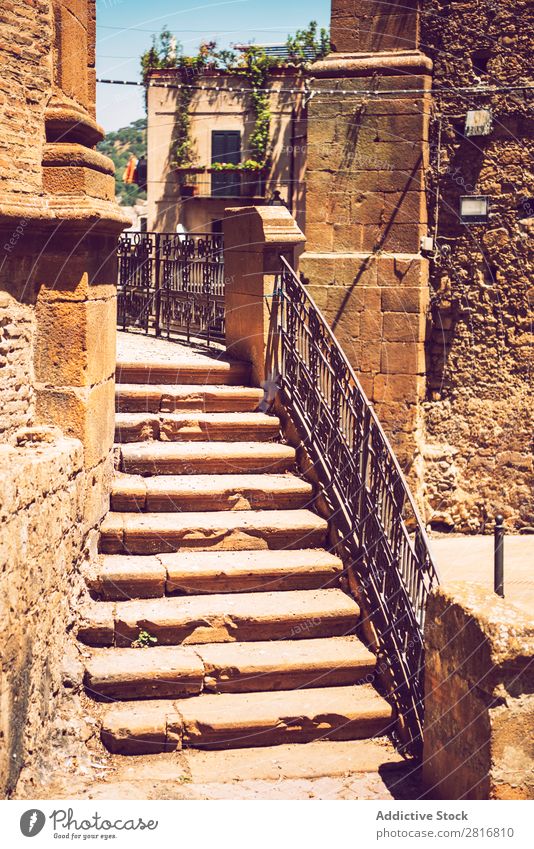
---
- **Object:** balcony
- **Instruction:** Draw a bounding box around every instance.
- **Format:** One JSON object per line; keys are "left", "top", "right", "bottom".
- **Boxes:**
{"left": 172, "top": 166, "right": 267, "bottom": 200}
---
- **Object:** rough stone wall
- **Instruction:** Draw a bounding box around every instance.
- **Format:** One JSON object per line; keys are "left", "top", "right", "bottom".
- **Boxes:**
{"left": 419, "top": 0, "right": 533, "bottom": 531}
{"left": 0, "top": 432, "right": 87, "bottom": 797}
{"left": 0, "top": 293, "right": 35, "bottom": 438}
{"left": 0, "top": 0, "right": 125, "bottom": 798}
{"left": 0, "top": 0, "right": 52, "bottom": 197}
{"left": 423, "top": 582, "right": 534, "bottom": 799}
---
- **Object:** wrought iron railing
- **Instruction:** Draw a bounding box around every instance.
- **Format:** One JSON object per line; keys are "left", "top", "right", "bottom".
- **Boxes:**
{"left": 117, "top": 231, "right": 225, "bottom": 344}
{"left": 273, "top": 257, "right": 439, "bottom": 757}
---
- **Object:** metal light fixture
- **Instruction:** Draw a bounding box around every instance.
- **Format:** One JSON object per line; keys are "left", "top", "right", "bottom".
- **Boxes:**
{"left": 460, "top": 195, "right": 490, "bottom": 224}
{"left": 465, "top": 109, "right": 493, "bottom": 137}
{"left": 268, "top": 189, "right": 287, "bottom": 207}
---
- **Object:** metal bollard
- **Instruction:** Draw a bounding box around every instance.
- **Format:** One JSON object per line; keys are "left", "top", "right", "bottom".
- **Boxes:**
{"left": 494, "top": 514, "right": 504, "bottom": 597}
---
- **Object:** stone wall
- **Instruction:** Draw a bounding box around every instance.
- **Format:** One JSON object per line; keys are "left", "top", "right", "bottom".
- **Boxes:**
{"left": 0, "top": 1, "right": 126, "bottom": 797}
{"left": 0, "top": 430, "right": 88, "bottom": 797}
{"left": 301, "top": 0, "right": 533, "bottom": 530}
{"left": 0, "top": 293, "right": 35, "bottom": 438}
{"left": 419, "top": 0, "right": 533, "bottom": 532}
{"left": 423, "top": 582, "right": 534, "bottom": 799}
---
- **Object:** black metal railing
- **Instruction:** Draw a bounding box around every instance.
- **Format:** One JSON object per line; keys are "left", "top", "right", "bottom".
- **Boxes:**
{"left": 117, "top": 231, "right": 225, "bottom": 344}
{"left": 273, "top": 257, "right": 439, "bottom": 757}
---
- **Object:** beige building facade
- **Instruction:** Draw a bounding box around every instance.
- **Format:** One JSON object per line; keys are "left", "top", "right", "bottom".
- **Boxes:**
{"left": 146, "top": 68, "right": 306, "bottom": 234}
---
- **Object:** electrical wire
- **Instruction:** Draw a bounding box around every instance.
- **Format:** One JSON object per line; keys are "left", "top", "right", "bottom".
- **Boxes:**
{"left": 96, "top": 77, "right": 534, "bottom": 98}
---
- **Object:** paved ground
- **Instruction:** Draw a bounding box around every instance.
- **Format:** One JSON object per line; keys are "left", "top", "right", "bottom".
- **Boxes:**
{"left": 430, "top": 534, "right": 534, "bottom": 618}
{"left": 117, "top": 330, "right": 226, "bottom": 364}
{"left": 15, "top": 739, "right": 423, "bottom": 801}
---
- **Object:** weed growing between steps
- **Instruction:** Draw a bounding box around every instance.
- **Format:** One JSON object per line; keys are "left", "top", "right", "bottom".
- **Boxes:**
{"left": 131, "top": 630, "right": 158, "bottom": 649}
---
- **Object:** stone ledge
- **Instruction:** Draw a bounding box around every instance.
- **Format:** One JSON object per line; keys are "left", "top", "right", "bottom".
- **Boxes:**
{"left": 310, "top": 50, "right": 433, "bottom": 79}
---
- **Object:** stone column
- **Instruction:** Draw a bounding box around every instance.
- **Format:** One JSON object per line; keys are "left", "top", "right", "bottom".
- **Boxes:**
{"left": 223, "top": 206, "right": 306, "bottom": 386}
{"left": 0, "top": 0, "right": 128, "bottom": 527}
{"left": 300, "top": 0, "right": 431, "bottom": 472}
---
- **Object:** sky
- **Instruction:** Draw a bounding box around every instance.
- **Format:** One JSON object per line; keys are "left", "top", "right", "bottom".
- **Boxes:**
{"left": 96, "top": 0, "right": 330, "bottom": 132}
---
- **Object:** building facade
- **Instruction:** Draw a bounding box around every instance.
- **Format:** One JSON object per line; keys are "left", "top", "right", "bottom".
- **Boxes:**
{"left": 147, "top": 67, "right": 307, "bottom": 234}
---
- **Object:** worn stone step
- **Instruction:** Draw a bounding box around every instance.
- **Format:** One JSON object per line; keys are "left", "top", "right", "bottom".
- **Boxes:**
{"left": 116, "top": 384, "right": 263, "bottom": 414}
{"left": 197, "top": 636, "right": 376, "bottom": 693}
{"left": 99, "top": 509, "right": 327, "bottom": 555}
{"left": 116, "top": 359, "right": 251, "bottom": 386}
{"left": 84, "top": 636, "right": 375, "bottom": 701}
{"left": 85, "top": 646, "right": 205, "bottom": 700}
{"left": 115, "top": 412, "right": 280, "bottom": 444}
{"left": 111, "top": 473, "right": 313, "bottom": 512}
{"left": 116, "top": 442, "right": 296, "bottom": 476}
{"left": 101, "top": 684, "right": 394, "bottom": 753}
{"left": 89, "top": 549, "right": 343, "bottom": 600}
{"left": 77, "top": 588, "right": 359, "bottom": 647}
{"left": 164, "top": 548, "right": 343, "bottom": 595}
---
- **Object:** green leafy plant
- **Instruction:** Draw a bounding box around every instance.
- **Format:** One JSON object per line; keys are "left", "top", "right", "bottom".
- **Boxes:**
{"left": 140, "top": 22, "right": 329, "bottom": 171}
{"left": 131, "top": 629, "right": 158, "bottom": 649}
{"left": 286, "top": 20, "right": 331, "bottom": 63}
{"left": 211, "top": 159, "right": 265, "bottom": 171}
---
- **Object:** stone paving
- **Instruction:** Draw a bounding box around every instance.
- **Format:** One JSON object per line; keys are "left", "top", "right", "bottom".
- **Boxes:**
{"left": 430, "top": 535, "right": 534, "bottom": 619}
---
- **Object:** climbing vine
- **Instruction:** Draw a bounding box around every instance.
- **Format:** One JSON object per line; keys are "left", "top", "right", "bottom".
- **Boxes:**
{"left": 140, "top": 23, "right": 330, "bottom": 170}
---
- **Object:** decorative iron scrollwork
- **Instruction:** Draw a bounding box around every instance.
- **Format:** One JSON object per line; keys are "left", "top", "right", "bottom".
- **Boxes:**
{"left": 117, "top": 231, "right": 224, "bottom": 344}
{"left": 274, "top": 257, "right": 439, "bottom": 758}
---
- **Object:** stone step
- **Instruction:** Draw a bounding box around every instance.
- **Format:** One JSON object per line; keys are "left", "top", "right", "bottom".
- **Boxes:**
{"left": 116, "top": 359, "right": 251, "bottom": 386}
{"left": 116, "top": 384, "right": 263, "bottom": 414}
{"left": 99, "top": 509, "right": 327, "bottom": 555}
{"left": 85, "top": 646, "right": 205, "bottom": 700}
{"left": 115, "top": 412, "right": 280, "bottom": 444}
{"left": 111, "top": 473, "right": 313, "bottom": 512}
{"left": 101, "top": 684, "right": 394, "bottom": 753}
{"left": 117, "top": 442, "right": 296, "bottom": 476}
{"left": 84, "top": 636, "right": 375, "bottom": 700}
{"left": 89, "top": 549, "right": 343, "bottom": 600}
{"left": 165, "top": 548, "right": 343, "bottom": 595}
{"left": 198, "top": 635, "right": 376, "bottom": 693}
{"left": 77, "top": 588, "right": 359, "bottom": 647}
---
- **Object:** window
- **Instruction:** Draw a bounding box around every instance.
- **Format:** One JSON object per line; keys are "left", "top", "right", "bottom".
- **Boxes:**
{"left": 211, "top": 130, "right": 241, "bottom": 197}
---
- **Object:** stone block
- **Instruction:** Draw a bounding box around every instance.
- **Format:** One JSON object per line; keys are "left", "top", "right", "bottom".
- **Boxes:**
{"left": 43, "top": 166, "right": 115, "bottom": 200}
{"left": 35, "top": 376, "right": 115, "bottom": 468}
{"left": 57, "top": 6, "right": 88, "bottom": 107}
{"left": 380, "top": 341, "right": 426, "bottom": 374}
{"left": 305, "top": 222, "right": 334, "bottom": 252}
{"left": 34, "top": 297, "right": 116, "bottom": 387}
{"left": 382, "top": 311, "right": 426, "bottom": 342}
{"left": 377, "top": 257, "right": 428, "bottom": 288}
{"left": 361, "top": 222, "right": 425, "bottom": 253}
{"left": 381, "top": 286, "right": 429, "bottom": 314}
{"left": 373, "top": 373, "right": 425, "bottom": 404}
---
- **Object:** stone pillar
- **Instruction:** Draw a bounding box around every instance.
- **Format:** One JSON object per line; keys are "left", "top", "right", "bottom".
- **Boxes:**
{"left": 0, "top": 0, "right": 128, "bottom": 526}
{"left": 300, "top": 0, "right": 432, "bottom": 471}
{"left": 423, "top": 582, "right": 534, "bottom": 800}
{"left": 223, "top": 206, "right": 306, "bottom": 386}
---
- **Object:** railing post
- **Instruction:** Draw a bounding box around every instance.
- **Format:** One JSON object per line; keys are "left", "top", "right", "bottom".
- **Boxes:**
{"left": 222, "top": 206, "right": 305, "bottom": 386}
{"left": 494, "top": 514, "right": 505, "bottom": 597}
{"left": 154, "top": 232, "right": 161, "bottom": 337}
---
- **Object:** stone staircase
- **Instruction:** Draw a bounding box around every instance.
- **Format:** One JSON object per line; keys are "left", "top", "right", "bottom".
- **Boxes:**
{"left": 78, "top": 351, "right": 394, "bottom": 755}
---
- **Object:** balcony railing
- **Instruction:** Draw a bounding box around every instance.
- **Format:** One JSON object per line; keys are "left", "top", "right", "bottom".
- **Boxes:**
{"left": 117, "top": 231, "right": 225, "bottom": 345}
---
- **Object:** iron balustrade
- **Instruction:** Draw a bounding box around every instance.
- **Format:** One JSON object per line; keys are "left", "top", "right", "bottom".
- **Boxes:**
{"left": 273, "top": 257, "right": 439, "bottom": 757}
{"left": 117, "top": 231, "right": 225, "bottom": 344}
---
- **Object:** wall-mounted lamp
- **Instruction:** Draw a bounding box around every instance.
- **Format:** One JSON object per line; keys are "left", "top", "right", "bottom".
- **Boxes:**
{"left": 460, "top": 195, "right": 490, "bottom": 224}
{"left": 268, "top": 189, "right": 287, "bottom": 207}
{"left": 465, "top": 109, "right": 493, "bottom": 137}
